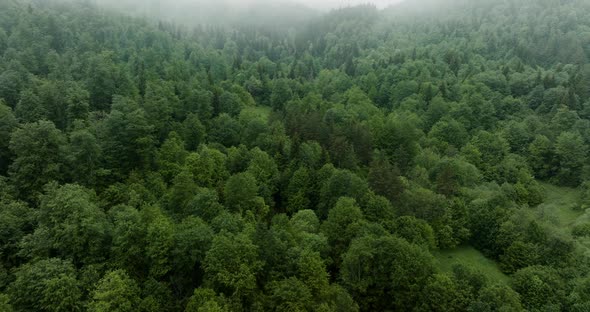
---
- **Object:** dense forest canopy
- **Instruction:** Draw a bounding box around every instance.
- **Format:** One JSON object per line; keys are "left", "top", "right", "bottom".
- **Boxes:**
{"left": 1, "top": 0, "right": 590, "bottom": 311}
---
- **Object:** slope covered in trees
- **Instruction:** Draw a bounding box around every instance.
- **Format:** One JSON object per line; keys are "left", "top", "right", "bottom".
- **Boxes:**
{"left": 0, "top": 0, "right": 590, "bottom": 310}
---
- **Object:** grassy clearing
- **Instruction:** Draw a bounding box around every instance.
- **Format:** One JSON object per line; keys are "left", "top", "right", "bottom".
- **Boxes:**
{"left": 433, "top": 186, "right": 586, "bottom": 288}
{"left": 434, "top": 246, "right": 511, "bottom": 285}
{"left": 535, "top": 182, "right": 585, "bottom": 230}
{"left": 535, "top": 182, "right": 590, "bottom": 260}
{"left": 241, "top": 106, "right": 272, "bottom": 120}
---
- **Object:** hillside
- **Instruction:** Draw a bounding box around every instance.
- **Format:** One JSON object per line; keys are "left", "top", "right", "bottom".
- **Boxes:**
{"left": 0, "top": 0, "right": 589, "bottom": 311}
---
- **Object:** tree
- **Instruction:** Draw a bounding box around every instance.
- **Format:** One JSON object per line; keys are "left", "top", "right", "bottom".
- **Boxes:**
{"left": 462, "top": 131, "right": 509, "bottom": 181}
{"left": 88, "top": 270, "right": 141, "bottom": 312}
{"left": 14, "top": 89, "right": 47, "bottom": 123}
{"left": 374, "top": 113, "right": 422, "bottom": 173}
{"left": 0, "top": 294, "right": 12, "bottom": 312}
{"left": 66, "top": 127, "right": 102, "bottom": 186}
{"left": 0, "top": 100, "right": 17, "bottom": 174}
{"left": 318, "top": 169, "right": 369, "bottom": 218}
{"left": 428, "top": 117, "right": 469, "bottom": 150}
{"left": 285, "top": 167, "right": 314, "bottom": 214}
{"left": 224, "top": 172, "right": 260, "bottom": 213}
{"left": 527, "top": 135, "right": 556, "bottom": 179}
{"left": 65, "top": 82, "right": 91, "bottom": 126}
{"left": 143, "top": 80, "right": 178, "bottom": 140}
{"left": 20, "top": 183, "right": 110, "bottom": 265}
{"left": 185, "top": 288, "right": 227, "bottom": 312}
{"left": 186, "top": 188, "right": 225, "bottom": 222}
{"left": 341, "top": 234, "right": 435, "bottom": 311}
{"left": 186, "top": 146, "right": 229, "bottom": 189}
{"left": 469, "top": 285, "right": 523, "bottom": 312}
{"left": 267, "top": 277, "right": 313, "bottom": 311}
{"left": 270, "top": 78, "right": 293, "bottom": 111}
{"left": 182, "top": 113, "right": 206, "bottom": 151}
{"left": 367, "top": 151, "right": 403, "bottom": 202}
{"left": 500, "top": 241, "right": 540, "bottom": 273}
{"left": 208, "top": 114, "right": 241, "bottom": 147}
{"left": 321, "top": 197, "right": 365, "bottom": 266}
{"left": 144, "top": 206, "right": 174, "bottom": 279}
{"left": 156, "top": 131, "right": 188, "bottom": 182}
{"left": 416, "top": 274, "right": 470, "bottom": 312}
{"left": 512, "top": 266, "right": 565, "bottom": 311}
{"left": 99, "top": 96, "right": 154, "bottom": 176}
{"left": 86, "top": 51, "right": 130, "bottom": 111}
{"left": 0, "top": 199, "right": 34, "bottom": 266}
{"left": 172, "top": 216, "right": 214, "bottom": 295}
{"left": 9, "top": 120, "right": 65, "bottom": 200}
{"left": 109, "top": 205, "right": 147, "bottom": 278}
{"left": 8, "top": 258, "right": 82, "bottom": 312}
{"left": 555, "top": 132, "right": 588, "bottom": 186}
{"left": 246, "top": 148, "right": 279, "bottom": 206}
{"left": 203, "top": 231, "right": 263, "bottom": 299}
{"left": 391, "top": 216, "right": 436, "bottom": 249}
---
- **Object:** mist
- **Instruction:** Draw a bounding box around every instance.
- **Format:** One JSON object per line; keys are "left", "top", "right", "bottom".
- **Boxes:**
{"left": 96, "top": 0, "right": 405, "bottom": 11}
{"left": 88, "top": 0, "right": 406, "bottom": 28}
{"left": 285, "top": 0, "right": 404, "bottom": 10}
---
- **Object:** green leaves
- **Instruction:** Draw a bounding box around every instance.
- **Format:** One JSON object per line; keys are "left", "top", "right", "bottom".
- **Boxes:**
{"left": 341, "top": 234, "right": 435, "bottom": 311}
{"left": 555, "top": 131, "right": 588, "bottom": 186}
{"left": 8, "top": 258, "right": 82, "bottom": 312}
{"left": 22, "top": 184, "right": 109, "bottom": 265}
{"left": 88, "top": 270, "right": 141, "bottom": 312}
{"left": 203, "top": 232, "right": 263, "bottom": 297}
{"left": 9, "top": 120, "right": 65, "bottom": 200}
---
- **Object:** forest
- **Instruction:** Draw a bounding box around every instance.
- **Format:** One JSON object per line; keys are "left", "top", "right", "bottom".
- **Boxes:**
{"left": 0, "top": 0, "right": 590, "bottom": 311}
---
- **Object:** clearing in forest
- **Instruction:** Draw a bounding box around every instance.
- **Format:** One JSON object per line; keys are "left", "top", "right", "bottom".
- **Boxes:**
{"left": 434, "top": 246, "right": 511, "bottom": 285}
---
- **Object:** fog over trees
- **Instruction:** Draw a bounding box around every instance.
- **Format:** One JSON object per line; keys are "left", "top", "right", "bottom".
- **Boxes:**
{"left": 1, "top": 0, "right": 590, "bottom": 311}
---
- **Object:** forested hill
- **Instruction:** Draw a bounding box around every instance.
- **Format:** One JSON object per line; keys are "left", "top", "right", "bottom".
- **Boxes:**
{"left": 1, "top": 0, "right": 590, "bottom": 311}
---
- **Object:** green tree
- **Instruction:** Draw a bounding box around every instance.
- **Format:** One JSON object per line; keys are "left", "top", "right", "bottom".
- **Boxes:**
{"left": 391, "top": 216, "right": 436, "bottom": 249}
{"left": 527, "top": 135, "right": 556, "bottom": 179}
{"left": 99, "top": 96, "right": 154, "bottom": 176}
{"left": 321, "top": 197, "right": 365, "bottom": 266}
{"left": 186, "top": 146, "right": 229, "bottom": 189}
{"left": 512, "top": 266, "right": 565, "bottom": 311}
{"left": 172, "top": 216, "right": 214, "bottom": 295}
{"left": 9, "top": 120, "right": 65, "bottom": 200}
{"left": 367, "top": 151, "right": 403, "bottom": 202}
{"left": 224, "top": 172, "right": 260, "bottom": 213}
{"left": 88, "top": 270, "right": 141, "bottom": 312}
{"left": 156, "top": 131, "right": 188, "bottom": 182}
{"left": 14, "top": 89, "right": 47, "bottom": 123}
{"left": 555, "top": 132, "right": 588, "bottom": 186}
{"left": 341, "top": 234, "right": 435, "bottom": 311}
{"left": 144, "top": 206, "right": 174, "bottom": 279}
{"left": 416, "top": 274, "right": 470, "bottom": 312}
{"left": 185, "top": 288, "right": 227, "bottom": 312}
{"left": 267, "top": 277, "right": 313, "bottom": 311}
{"left": 203, "top": 231, "right": 263, "bottom": 299}
{"left": 0, "top": 200, "right": 34, "bottom": 266}
{"left": 0, "top": 100, "right": 17, "bottom": 174}
{"left": 66, "top": 127, "right": 102, "bottom": 186}
{"left": 246, "top": 148, "right": 279, "bottom": 206}
{"left": 318, "top": 169, "right": 369, "bottom": 218}
{"left": 8, "top": 258, "right": 82, "bottom": 312}
{"left": 182, "top": 113, "right": 206, "bottom": 151}
{"left": 0, "top": 294, "right": 12, "bottom": 312}
{"left": 374, "top": 113, "right": 422, "bottom": 172}
{"left": 20, "top": 184, "right": 110, "bottom": 265}
{"left": 109, "top": 205, "right": 147, "bottom": 278}
{"left": 469, "top": 285, "right": 524, "bottom": 312}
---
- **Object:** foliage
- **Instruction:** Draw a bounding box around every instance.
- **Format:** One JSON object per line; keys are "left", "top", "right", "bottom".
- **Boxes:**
{"left": 1, "top": 0, "right": 589, "bottom": 310}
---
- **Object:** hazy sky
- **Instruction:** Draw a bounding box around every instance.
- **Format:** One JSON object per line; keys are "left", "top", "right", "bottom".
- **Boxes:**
{"left": 291, "top": 0, "right": 404, "bottom": 10}
{"left": 98, "top": 0, "right": 406, "bottom": 12}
